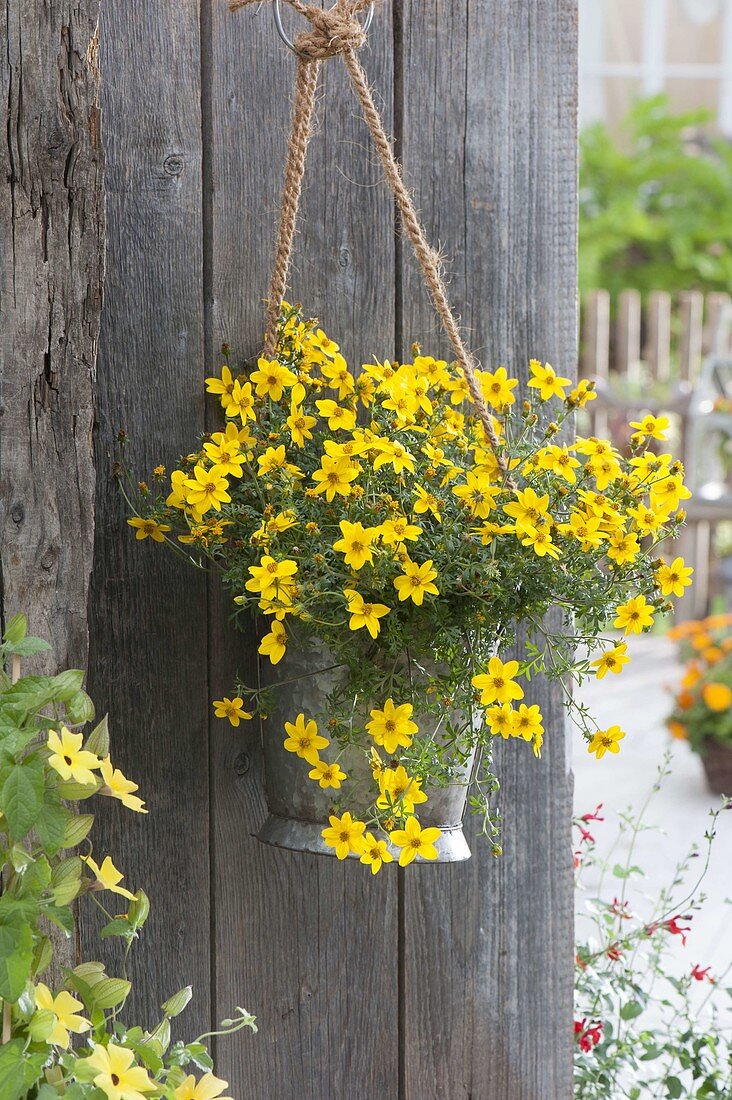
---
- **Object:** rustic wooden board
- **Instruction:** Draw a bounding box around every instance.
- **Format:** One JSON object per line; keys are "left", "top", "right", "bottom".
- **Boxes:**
{"left": 84, "top": 0, "right": 211, "bottom": 1034}
{"left": 1, "top": 0, "right": 103, "bottom": 671}
{"left": 399, "top": 3, "right": 577, "bottom": 1097}
{"left": 207, "top": 4, "right": 400, "bottom": 1095}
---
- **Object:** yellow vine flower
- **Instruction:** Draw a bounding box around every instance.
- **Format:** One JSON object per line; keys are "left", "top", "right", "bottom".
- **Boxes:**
{"left": 82, "top": 855, "right": 136, "bottom": 901}
{"left": 33, "top": 984, "right": 90, "bottom": 1048}
{"left": 47, "top": 727, "right": 101, "bottom": 786}
{"left": 99, "top": 757, "right": 148, "bottom": 813}
{"left": 85, "top": 1042, "right": 155, "bottom": 1100}
{"left": 174, "top": 1073, "right": 234, "bottom": 1100}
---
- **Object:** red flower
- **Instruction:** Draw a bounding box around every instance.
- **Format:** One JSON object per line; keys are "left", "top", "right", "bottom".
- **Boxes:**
{"left": 581, "top": 804, "right": 604, "bottom": 823}
{"left": 664, "top": 915, "right": 692, "bottom": 946}
{"left": 611, "top": 897, "right": 631, "bottom": 919}
{"left": 691, "top": 964, "right": 714, "bottom": 984}
{"left": 575, "top": 1018, "right": 603, "bottom": 1052}
{"left": 606, "top": 943, "right": 623, "bottom": 961}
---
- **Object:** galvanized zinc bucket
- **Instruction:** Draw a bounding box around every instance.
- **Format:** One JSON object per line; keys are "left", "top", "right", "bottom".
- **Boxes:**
{"left": 256, "top": 638, "right": 480, "bottom": 862}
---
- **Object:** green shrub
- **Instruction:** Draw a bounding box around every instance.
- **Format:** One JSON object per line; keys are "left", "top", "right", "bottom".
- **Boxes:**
{"left": 579, "top": 96, "right": 732, "bottom": 299}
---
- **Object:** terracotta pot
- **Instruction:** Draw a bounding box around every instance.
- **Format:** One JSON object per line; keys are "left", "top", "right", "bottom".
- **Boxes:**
{"left": 700, "top": 738, "right": 732, "bottom": 796}
{"left": 256, "top": 638, "right": 482, "bottom": 862}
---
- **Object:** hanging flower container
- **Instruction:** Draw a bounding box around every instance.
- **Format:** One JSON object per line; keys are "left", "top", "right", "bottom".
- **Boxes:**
{"left": 123, "top": 0, "right": 694, "bottom": 870}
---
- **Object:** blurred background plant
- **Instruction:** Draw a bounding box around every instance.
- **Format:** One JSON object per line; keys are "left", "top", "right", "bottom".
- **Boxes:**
{"left": 574, "top": 757, "right": 732, "bottom": 1099}
{"left": 579, "top": 95, "right": 732, "bottom": 300}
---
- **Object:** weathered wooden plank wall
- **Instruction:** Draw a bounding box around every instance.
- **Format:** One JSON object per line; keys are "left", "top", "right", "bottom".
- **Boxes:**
{"left": 85, "top": 0, "right": 211, "bottom": 1036}
{"left": 1, "top": 0, "right": 103, "bottom": 670}
{"left": 86, "top": 2, "right": 577, "bottom": 1097}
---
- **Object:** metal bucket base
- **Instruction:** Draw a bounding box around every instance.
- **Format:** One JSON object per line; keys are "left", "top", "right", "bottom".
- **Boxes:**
{"left": 257, "top": 813, "right": 472, "bottom": 863}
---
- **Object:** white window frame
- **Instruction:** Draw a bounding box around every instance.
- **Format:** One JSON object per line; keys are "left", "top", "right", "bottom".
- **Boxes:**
{"left": 579, "top": 0, "right": 732, "bottom": 135}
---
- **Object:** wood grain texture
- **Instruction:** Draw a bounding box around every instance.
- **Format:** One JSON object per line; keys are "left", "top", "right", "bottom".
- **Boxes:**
{"left": 83, "top": 0, "right": 211, "bottom": 1033}
{"left": 206, "top": 4, "right": 399, "bottom": 1095}
{"left": 399, "top": 3, "right": 577, "bottom": 1097}
{"left": 1, "top": 0, "right": 103, "bottom": 668}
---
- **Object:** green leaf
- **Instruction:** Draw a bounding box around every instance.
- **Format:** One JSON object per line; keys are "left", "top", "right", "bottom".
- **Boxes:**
{"left": 27, "top": 1008, "right": 56, "bottom": 1043}
{"left": 0, "top": 918, "right": 33, "bottom": 1002}
{"left": 42, "top": 903, "right": 74, "bottom": 936}
{"left": 0, "top": 1040, "right": 46, "bottom": 1100}
{"left": 17, "top": 856, "right": 51, "bottom": 901}
{"left": 0, "top": 675, "right": 57, "bottom": 716}
{"left": 84, "top": 715, "right": 109, "bottom": 758}
{"left": 620, "top": 1000, "right": 644, "bottom": 1021}
{"left": 35, "top": 793, "right": 68, "bottom": 855}
{"left": 128, "top": 890, "right": 150, "bottom": 931}
{"left": 90, "top": 976, "right": 131, "bottom": 1010}
{"left": 8, "top": 637, "right": 51, "bottom": 658}
{"left": 50, "top": 856, "right": 82, "bottom": 906}
{"left": 0, "top": 721, "right": 36, "bottom": 755}
{"left": 100, "top": 918, "right": 133, "bottom": 940}
{"left": 50, "top": 669, "right": 85, "bottom": 701}
{"left": 65, "top": 690, "right": 95, "bottom": 725}
{"left": 31, "top": 935, "right": 53, "bottom": 978}
{"left": 161, "top": 986, "right": 192, "bottom": 1018}
{"left": 3, "top": 615, "right": 27, "bottom": 646}
{"left": 1, "top": 759, "right": 44, "bottom": 839}
{"left": 56, "top": 777, "right": 100, "bottom": 801}
{"left": 62, "top": 812, "right": 95, "bottom": 848}
{"left": 666, "top": 1077, "right": 683, "bottom": 1099}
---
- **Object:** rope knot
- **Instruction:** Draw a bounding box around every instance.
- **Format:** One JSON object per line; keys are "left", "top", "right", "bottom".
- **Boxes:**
{"left": 294, "top": 5, "right": 366, "bottom": 61}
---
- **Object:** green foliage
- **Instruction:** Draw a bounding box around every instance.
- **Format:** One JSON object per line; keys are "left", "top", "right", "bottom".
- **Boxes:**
{"left": 579, "top": 96, "right": 732, "bottom": 298}
{"left": 0, "top": 614, "right": 256, "bottom": 1098}
{"left": 574, "top": 757, "right": 732, "bottom": 1097}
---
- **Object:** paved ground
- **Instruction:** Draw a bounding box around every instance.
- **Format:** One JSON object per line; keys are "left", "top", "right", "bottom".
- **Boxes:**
{"left": 574, "top": 634, "right": 732, "bottom": 984}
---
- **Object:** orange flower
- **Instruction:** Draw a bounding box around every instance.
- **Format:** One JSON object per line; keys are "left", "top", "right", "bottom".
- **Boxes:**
{"left": 667, "top": 720, "right": 688, "bottom": 741}
{"left": 682, "top": 663, "right": 702, "bottom": 689}
{"left": 702, "top": 682, "right": 732, "bottom": 712}
{"left": 702, "top": 646, "right": 723, "bottom": 665}
{"left": 722, "top": 638, "right": 732, "bottom": 654}
{"left": 676, "top": 690, "right": 694, "bottom": 710}
{"left": 668, "top": 620, "right": 702, "bottom": 641}
{"left": 703, "top": 613, "right": 732, "bottom": 630}
{"left": 691, "top": 633, "right": 712, "bottom": 652}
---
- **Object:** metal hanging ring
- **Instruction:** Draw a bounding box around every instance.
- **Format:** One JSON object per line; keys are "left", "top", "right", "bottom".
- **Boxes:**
{"left": 273, "top": 0, "right": 375, "bottom": 56}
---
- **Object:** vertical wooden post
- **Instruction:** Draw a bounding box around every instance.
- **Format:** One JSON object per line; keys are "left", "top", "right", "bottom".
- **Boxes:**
{"left": 1, "top": 0, "right": 103, "bottom": 667}
{"left": 645, "top": 290, "right": 671, "bottom": 383}
{"left": 617, "top": 289, "right": 643, "bottom": 388}
{"left": 582, "top": 289, "right": 610, "bottom": 437}
{"left": 678, "top": 291, "right": 704, "bottom": 383}
{"left": 399, "top": 4, "right": 576, "bottom": 1095}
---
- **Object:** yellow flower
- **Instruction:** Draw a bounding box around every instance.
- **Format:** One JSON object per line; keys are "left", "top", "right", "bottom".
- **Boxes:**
{"left": 286, "top": 404, "right": 317, "bottom": 447}
{"left": 376, "top": 766, "right": 428, "bottom": 815}
{"left": 321, "top": 811, "right": 367, "bottom": 859}
{"left": 485, "top": 703, "right": 516, "bottom": 738}
{"left": 452, "top": 470, "right": 499, "bottom": 519}
{"left": 479, "top": 366, "right": 518, "bottom": 409}
{"left": 655, "top": 556, "right": 693, "bottom": 598}
{"left": 99, "top": 757, "right": 147, "bottom": 813}
{"left": 511, "top": 703, "right": 544, "bottom": 742}
{"left": 378, "top": 517, "right": 422, "bottom": 546}
{"left": 249, "top": 358, "right": 297, "bottom": 401}
{"left": 393, "top": 559, "right": 439, "bottom": 606}
{"left": 85, "top": 1042, "right": 155, "bottom": 1100}
{"left": 320, "top": 354, "right": 355, "bottom": 399}
{"left": 224, "top": 379, "right": 256, "bottom": 422}
{"left": 527, "top": 359, "right": 571, "bottom": 400}
{"left": 629, "top": 413, "right": 670, "bottom": 441}
{"left": 258, "top": 621, "right": 287, "bottom": 665}
{"left": 606, "top": 531, "right": 641, "bottom": 566}
{"left": 315, "top": 399, "right": 357, "bottom": 431}
{"left": 702, "top": 682, "right": 732, "bottom": 712}
{"left": 283, "top": 714, "right": 329, "bottom": 765}
{"left": 568, "top": 378, "right": 597, "bottom": 407}
{"left": 614, "top": 595, "right": 655, "bottom": 635}
{"left": 174, "top": 1073, "right": 233, "bottom": 1100}
{"left": 212, "top": 697, "right": 253, "bottom": 727}
{"left": 332, "top": 520, "right": 378, "bottom": 570}
{"left": 359, "top": 833, "right": 393, "bottom": 875}
{"left": 472, "top": 657, "right": 524, "bottom": 706}
{"left": 537, "top": 443, "right": 580, "bottom": 483}
{"left": 521, "top": 527, "right": 560, "bottom": 559}
{"left": 372, "top": 439, "right": 416, "bottom": 475}
{"left": 587, "top": 725, "right": 626, "bottom": 759}
{"left": 413, "top": 484, "right": 442, "bottom": 521}
{"left": 83, "top": 855, "right": 136, "bottom": 901}
{"left": 308, "top": 760, "right": 347, "bottom": 789}
{"left": 202, "top": 439, "right": 245, "bottom": 477}
{"left": 245, "top": 555, "right": 298, "bottom": 598}
{"left": 184, "top": 464, "right": 231, "bottom": 516}
{"left": 503, "top": 487, "right": 551, "bottom": 536}
{"left": 390, "top": 816, "right": 441, "bottom": 866}
{"left": 591, "top": 643, "right": 629, "bottom": 680}
{"left": 47, "top": 727, "right": 101, "bottom": 786}
{"left": 366, "top": 699, "right": 418, "bottom": 754}
{"left": 311, "top": 454, "right": 361, "bottom": 500}
{"left": 343, "top": 589, "right": 390, "bottom": 638}
{"left": 205, "top": 364, "right": 235, "bottom": 407}
{"left": 127, "top": 517, "right": 171, "bottom": 542}
{"left": 166, "top": 470, "right": 189, "bottom": 510}
{"left": 34, "top": 983, "right": 90, "bottom": 1048}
